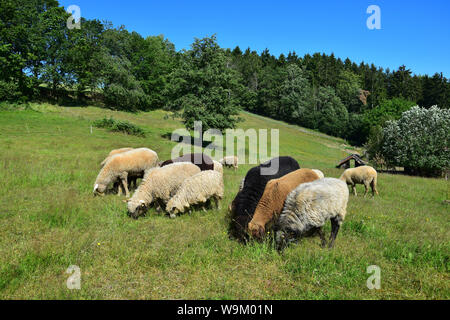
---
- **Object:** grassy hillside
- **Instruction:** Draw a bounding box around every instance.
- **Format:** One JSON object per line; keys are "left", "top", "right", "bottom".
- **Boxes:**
{"left": 0, "top": 103, "right": 448, "bottom": 299}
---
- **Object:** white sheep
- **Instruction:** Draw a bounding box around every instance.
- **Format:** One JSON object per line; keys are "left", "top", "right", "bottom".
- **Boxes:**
{"left": 93, "top": 148, "right": 158, "bottom": 198}
{"left": 100, "top": 147, "right": 134, "bottom": 167}
{"left": 275, "top": 178, "right": 349, "bottom": 250}
{"left": 312, "top": 169, "right": 325, "bottom": 179}
{"left": 220, "top": 156, "right": 238, "bottom": 170}
{"left": 166, "top": 170, "right": 224, "bottom": 218}
{"left": 126, "top": 162, "right": 201, "bottom": 219}
{"left": 213, "top": 160, "right": 223, "bottom": 175}
{"left": 339, "top": 165, "right": 378, "bottom": 197}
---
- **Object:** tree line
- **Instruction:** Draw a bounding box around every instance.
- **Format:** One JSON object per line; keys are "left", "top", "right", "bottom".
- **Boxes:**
{"left": 1, "top": 0, "right": 449, "bottom": 149}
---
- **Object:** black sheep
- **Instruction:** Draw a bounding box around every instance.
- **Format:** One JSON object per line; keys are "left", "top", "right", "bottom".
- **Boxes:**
{"left": 228, "top": 156, "right": 300, "bottom": 242}
{"left": 160, "top": 153, "right": 214, "bottom": 171}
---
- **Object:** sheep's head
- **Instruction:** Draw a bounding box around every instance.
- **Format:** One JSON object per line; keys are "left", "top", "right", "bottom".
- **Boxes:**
{"left": 275, "top": 230, "right": 288, "bottom": 251}
{"left": 275, "top": 227, "right": 299, "bottom": 251}
{"left": 166, "top": 199, "right": 187, "bottom": 216}
{"left": 93, "top": 183, "right": 106, "bottom": 196}
{"left": 127, "top": 199, "right": 149, "bottom": 219}
{"left": 248, "top": 222, "right": 265, "bottom": 240}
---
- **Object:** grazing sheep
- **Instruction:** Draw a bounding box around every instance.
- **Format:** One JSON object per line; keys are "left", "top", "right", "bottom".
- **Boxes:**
{"left": 275, "top": 178, "right": 349, "bottom": 250}
{"left": 101, "top": 147, "right": 139, "bottom": 193}
{"left": 160, "top": 153, "right": 214, "bottom": 171}
{"left": 229, "top": 156, "right": 300, "bottom": 242}
{"left": 213, "top": 160, "right": 223, "bottom": 175}
{"left": 126, "top": 162, "right": 201, "bottom": 219}
{"left": 166, "top": 170, "right": 224, "bottom": 218}
{"left": 248, "top": 169, "right": 320, "bottom": 239}
{"left": 100, "top": 148, "right": 134, "bottom": 167}
{"left": 312, "top": 169, "right": 325, "bottom": 179}
{"left": 220, "top": 156, "right": 238, "bottom": 170}
{"left": 93, "top": 148, "right": 158, "bottom": 198}
{"left": 339, "top": 165, "right": 378, "bottom": 197}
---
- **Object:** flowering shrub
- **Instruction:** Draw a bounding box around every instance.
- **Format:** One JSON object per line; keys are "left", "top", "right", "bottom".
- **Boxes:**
{"left": 381, "top": 106, "right": 449, "bottom": 176}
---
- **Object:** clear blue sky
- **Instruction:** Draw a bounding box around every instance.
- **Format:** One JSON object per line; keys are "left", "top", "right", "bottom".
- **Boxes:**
{"left": 60, "top": 0, "right": 450, "bottom": 77}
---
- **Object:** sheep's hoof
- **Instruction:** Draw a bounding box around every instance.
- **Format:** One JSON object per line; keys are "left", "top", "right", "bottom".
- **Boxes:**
{"left": 169, "top": 214, "right": 176, "bottom": 219}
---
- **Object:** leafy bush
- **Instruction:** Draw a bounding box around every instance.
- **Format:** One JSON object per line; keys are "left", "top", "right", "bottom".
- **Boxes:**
{"left": 93, "top": 117, "right": 146, "bottom": 137}
{"left": 0, "top": 80, "right": 22, "bottom": 102}
{"left": 380, "top": 106, "right": 449, "bottom": 176}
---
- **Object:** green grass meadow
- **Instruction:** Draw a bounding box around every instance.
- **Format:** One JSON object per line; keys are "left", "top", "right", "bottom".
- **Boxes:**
{"left": 0, "top": 103, "right": 448, "bottom": 299}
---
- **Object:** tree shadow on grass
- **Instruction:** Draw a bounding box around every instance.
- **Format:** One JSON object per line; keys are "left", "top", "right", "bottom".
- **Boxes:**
{"left": 160, "top": 131, "right": 215, "bottom": 148}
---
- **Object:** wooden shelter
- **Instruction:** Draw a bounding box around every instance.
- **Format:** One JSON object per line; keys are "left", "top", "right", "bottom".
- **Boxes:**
{"left": 336, "top": 154, "right": 366, "bottom": 169}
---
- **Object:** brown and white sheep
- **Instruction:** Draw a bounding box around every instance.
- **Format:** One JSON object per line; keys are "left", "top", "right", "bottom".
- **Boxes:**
{"left": 93, "top": 148, "right": 158, "bottom": 198}
{"left": 247, "top": 168, "right": 320, "bottom": 239}
{"left": 339, "top": 165, "right": 378, "bottom": 197}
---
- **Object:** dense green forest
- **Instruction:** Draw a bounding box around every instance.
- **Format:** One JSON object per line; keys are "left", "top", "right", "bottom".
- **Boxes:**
{"left": 1, "top": 0, "right": 449, "bottom": 148}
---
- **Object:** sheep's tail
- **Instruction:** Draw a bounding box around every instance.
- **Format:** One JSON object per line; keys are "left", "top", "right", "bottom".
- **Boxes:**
{"left": 371, "top": 176, "right": 379, "bottom": 195}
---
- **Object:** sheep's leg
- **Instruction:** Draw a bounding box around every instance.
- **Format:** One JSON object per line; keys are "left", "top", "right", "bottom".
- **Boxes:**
{"left": 215, "top": 196, "right": 221, "bottom": 210}
{"left": 317, "top": 227, "right": 327, "bottom": 248}
{"left": 156, "top": 199, "right": 165, "bottom": 213}
{"left": 363, "top": 182, "right": 370, "bottom": 197}
{"left": 114, "top": 181, "right": 122, "bottom": 196}
{"left": 328, "top": 217, "right": 341, "bottom": 248}
{"left": 119, "top": 172, "right": 130, "bottom": 198}
{"left": 351, "top": 184, "right": 357, "bottom": 196}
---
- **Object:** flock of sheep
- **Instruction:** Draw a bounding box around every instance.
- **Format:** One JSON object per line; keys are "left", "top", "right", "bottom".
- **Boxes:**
{"left": 93, "top": 147, "right": 378, "bottom": 250}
